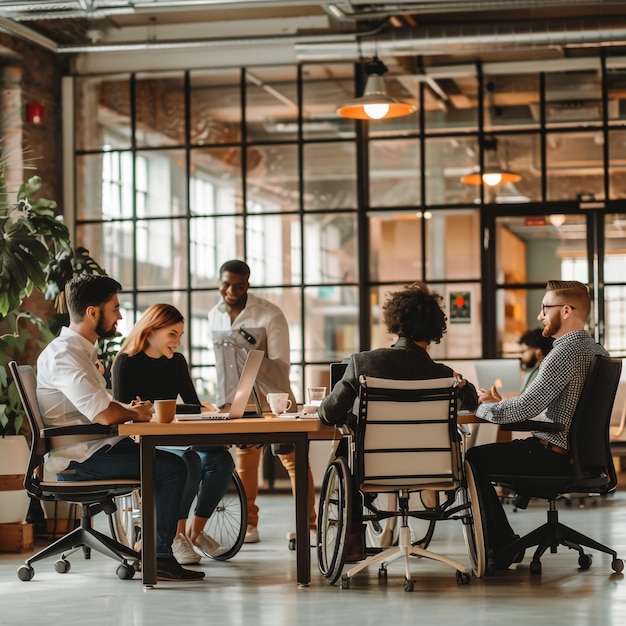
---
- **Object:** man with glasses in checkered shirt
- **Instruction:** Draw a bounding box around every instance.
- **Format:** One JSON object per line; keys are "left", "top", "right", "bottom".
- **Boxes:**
{"left": 466, "top": 280, "right": 609, "bottom": 571}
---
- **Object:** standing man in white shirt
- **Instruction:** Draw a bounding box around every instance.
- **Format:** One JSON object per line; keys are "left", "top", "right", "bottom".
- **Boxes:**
{"left": 208, "top": 260, "right": 316, "bottom": 544}
{"left": 37, "top": 274, "right": 204, "bottom": 581}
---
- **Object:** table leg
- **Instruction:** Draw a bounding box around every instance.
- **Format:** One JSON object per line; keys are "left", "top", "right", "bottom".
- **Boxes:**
{"left": 294, "top": 434, "right": 311, "bottom": 587}
{"left": 140, "top": 438, "right": 157, "bottom": 587}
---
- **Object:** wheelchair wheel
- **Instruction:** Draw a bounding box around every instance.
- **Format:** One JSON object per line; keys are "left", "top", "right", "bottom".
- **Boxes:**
{"left": 112, "top": 490, "right": 142, "bottom": 549}
{"left": 317, "top": 457, "right": 351, "bottom": 585}
{"left": 463, "top": 461, "right": 488, "bottom": 578}
{"left": 203, "top": 470, "right": 247, "bottom": 561}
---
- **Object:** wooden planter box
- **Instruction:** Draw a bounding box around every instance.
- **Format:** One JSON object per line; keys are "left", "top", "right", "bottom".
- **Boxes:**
{"left": 0, "top": 522, "right": 33, "bottom": 553}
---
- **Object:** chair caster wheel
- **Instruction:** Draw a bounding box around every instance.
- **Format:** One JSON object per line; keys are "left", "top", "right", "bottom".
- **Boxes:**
{"left": 17, "top": 565, "right": 34, "bottom": 581}
{"left": 287, "top": 532, "right": 296, "bottom": 551}
{"left": 578, "top": 553, "right": 592, "bottom": 570}
{"left": 529, "top": 561, "right": 542, "bottom": 575}
{"left": 404, "top": 578, "right": 414, "bottom": 592}
{"left": 54, "top": 559, "right": 71, "bottom": 574}
{"left": 456, "top": 570, "right": 471, "bottom": 585}
{"left": 341, "top": 575, "right": 350, "bottom": 589}
{"left": 612, "top": 558, "right": 624, "bottom": 574}
{"left": 117, "top": 562, "right": 136, "bottom": 580}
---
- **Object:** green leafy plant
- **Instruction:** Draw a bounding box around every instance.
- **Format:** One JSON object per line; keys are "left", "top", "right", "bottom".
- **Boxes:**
{"left": 0, "top": 171, "right": 106, "bottom": 435}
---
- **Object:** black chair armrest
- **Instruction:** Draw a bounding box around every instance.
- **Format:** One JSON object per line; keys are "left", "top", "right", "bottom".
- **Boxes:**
{"left": 499, "top": 420, "right": 564, "bottom": 433}
{"left": 41, "top": 424, "right": 119, "bottom": 438}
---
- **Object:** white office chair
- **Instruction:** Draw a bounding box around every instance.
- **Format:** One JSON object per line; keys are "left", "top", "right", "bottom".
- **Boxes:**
{"left": 317, "top": 376, "right": 484, "bottom": 591}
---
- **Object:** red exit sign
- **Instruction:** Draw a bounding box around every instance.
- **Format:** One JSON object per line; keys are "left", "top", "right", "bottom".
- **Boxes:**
{"left": 524, "top": 217, "right": 546, "bottom": 226}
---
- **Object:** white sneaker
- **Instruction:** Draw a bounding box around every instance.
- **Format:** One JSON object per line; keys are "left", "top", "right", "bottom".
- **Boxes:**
{"left": 193, "top": 531, "right": 229, "bottom": 558}
{"left": 244, "top": 525, "right": 260, "bottom": 543}
{"left": 172, "top": 533, "right": 201, "bottom": 565}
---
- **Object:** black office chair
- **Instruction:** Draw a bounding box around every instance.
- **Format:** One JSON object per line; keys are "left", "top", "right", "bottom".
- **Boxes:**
{"left": 487, "top": 354, "right": 624, "bottom": 576}
{"left": 9, "top": 362, "right": 141, "bottom": 581}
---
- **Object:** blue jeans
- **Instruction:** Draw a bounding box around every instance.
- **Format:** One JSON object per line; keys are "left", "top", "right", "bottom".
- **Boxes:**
{"left": 57, "top": 438, "right": 186, "bottom": 558}
{"left": 167, "top": 446, "right": 234, "bottom": 520}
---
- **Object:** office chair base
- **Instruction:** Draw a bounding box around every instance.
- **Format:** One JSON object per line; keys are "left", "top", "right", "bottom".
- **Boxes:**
{"left": 18, "top": 519, "right": 140, "bottom": 581}
{"left": 495, "top": 508, "right": 624, "bottom": 575}
{"left": 341, "top": 525, "right": 471, "bottom": 591}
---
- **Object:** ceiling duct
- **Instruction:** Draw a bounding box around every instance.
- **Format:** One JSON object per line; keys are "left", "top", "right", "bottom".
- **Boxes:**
{"left": 296, "top": 17, "right": 626, "bottom": 61}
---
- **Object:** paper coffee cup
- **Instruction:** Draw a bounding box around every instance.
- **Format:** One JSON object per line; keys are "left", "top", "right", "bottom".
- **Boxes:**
{"left": 154, "top": 399, "right": 176, "bottom": 423}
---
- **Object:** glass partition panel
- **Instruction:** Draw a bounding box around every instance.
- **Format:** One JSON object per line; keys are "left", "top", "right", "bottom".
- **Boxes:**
{"left": 189, "top": 215, "right": 242, "bottom": 289}
{"left": 604, "top": 285, "right": 626, "bottom": 354}
{"left": 135, "top": 218, "right": 189, "bottom": 290}
{"left": 426, "top": 136, "right": 479, "bottom": 205}
{"left": 483, "top": 72, "right": 540, "bottom": 131}
{"left": 546, "top": 131, "right": 605, "bottom": 201}
{"left": 246, "top": 144, "right": 299, "bottom": 212}
{"left": 303, "top": 213, "right": 357, "bottom": 284}
{"left": 304, "top": 285, "right": 358, "bottom": 362}
{"left": 545, "top": 69, "right": 602, "bottom": 127}
{"left": 608, "top": 129, "right": 626, "bottom": 198}
{"left": 135, "top": 71, "right": 186, "bottom": 148}
{"left": 246, "top": 213, "right": 300, "bottom": 286}
{"left": 303, "top": 142, "right": 357, "bottom": 210}
{"left": 136, "top": 149, "right": 187, "bottom": 217}
{"left": 245, "top": 66, "right": 298, "bottom": 143}
{"left": 76, "top": 221, "right": 134, "bottom": 290}
{"left": 425, "top": 73, "right": 478, "bottom": 133}
{"left": 425, "top": 208, "right": 481, "bottom": 280}
{"left": 369, "top": 138, "right": 421, "bottom": 208}
{"left": 190, "top": 148, "right": 243, "bottom": 215}
{"left": 302, "top": 63, "right": 357, "bottom": 140}
{"left": 75, "top": 74, "right": 131, "bottom": 151}
{"left": 190, "top": 68, "right": 241, "bottom": 145}
{"left": 368, "top": 211, "right": 423, "bottom": 282}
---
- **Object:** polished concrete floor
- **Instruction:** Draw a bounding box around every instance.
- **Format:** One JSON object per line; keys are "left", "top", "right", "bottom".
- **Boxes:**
{"left": 1, "top": 487, "right": 625, "bottom": 626}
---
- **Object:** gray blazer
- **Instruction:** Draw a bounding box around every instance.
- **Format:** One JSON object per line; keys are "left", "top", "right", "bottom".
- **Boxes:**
{"left": 319, "top": 337, "right": 478, "bottom": 427}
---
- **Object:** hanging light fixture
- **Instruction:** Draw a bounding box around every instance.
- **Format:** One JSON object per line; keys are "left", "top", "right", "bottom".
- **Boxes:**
{"left": 461, "top": 136, "right": 521, "bottom": 186}
{"left": 337, "top": 56, "right": 416, "bottom": 120}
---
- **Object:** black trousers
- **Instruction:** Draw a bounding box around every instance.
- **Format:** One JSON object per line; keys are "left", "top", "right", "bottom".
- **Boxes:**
{"left": 465, "top": 437, "right": 573, "bottom": 550}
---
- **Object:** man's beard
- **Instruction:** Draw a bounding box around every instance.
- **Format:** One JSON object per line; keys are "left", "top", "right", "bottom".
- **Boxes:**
{"left": 95, "top": 310, "right": 117, "bottom": 339}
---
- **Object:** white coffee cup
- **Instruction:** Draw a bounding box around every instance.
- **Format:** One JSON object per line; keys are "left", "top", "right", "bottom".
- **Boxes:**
{"left": 266, "top": 393, "right": 292, "bottom": 415}
{"left": 154, "top": 399, "right": 176, "bottom": 423}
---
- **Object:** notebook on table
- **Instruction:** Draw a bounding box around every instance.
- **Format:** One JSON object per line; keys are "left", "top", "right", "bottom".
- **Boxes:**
{"left": 176, "top": 350, "right": 264, "bottom": 421}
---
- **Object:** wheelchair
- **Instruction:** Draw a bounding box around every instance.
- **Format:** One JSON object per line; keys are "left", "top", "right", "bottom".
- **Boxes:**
{"left": 113, "top": 469, "right": 247, "bottom": 561}
{"left": 316, "top": 376, "right": 486, "bottom": 591}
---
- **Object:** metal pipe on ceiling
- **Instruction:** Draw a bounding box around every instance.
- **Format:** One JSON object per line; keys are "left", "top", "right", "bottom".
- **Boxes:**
{"left": 295, "top": 18, "right": 626, "bottom": 60}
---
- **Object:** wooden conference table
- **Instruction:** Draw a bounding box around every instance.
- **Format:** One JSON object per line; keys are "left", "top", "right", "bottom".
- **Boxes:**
{"left": 118, "top": 415, "right": 337, "bottom": 588}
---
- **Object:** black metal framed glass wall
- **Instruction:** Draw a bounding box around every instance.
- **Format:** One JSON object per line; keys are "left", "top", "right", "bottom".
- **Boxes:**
{"left": 71, "top": 51, "right": 626, "bottom": 402}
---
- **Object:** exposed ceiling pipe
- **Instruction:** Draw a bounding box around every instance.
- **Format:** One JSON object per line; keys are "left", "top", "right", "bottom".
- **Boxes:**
{"left": 0, "top": 16, "right": 57, "bottom": 52}
{"left": 296, "top": 18, "right": 626, "bottom": 60}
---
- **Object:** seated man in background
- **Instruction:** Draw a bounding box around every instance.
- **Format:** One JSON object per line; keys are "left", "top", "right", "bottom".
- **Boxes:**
{"left": 466, "top": 280, "right": 608, "bottom": 571}
{"left": 318, "top": 282, "right": 478, "bottom": 560}
{"left": 518, "top": 327, "right": 554, "bottom": 393}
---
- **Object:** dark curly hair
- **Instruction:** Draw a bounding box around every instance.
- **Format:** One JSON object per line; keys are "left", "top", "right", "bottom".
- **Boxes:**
{"left": 382, "top": 283, "right": 447, "bottom": 344}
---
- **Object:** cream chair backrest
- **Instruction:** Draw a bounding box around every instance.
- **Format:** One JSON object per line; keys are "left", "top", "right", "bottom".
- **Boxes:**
{"left": 355, "top": 376, "right": 459, "bottom": 488}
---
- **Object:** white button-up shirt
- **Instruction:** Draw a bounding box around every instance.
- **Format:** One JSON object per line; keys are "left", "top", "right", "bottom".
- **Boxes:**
{"left": 37, "top": 327, "right": 123, "bottom": 474}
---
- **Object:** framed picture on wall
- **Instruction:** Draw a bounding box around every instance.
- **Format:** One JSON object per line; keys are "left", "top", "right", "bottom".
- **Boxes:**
{"left": 449, "top": 291, "right": 471, "bottom": 324}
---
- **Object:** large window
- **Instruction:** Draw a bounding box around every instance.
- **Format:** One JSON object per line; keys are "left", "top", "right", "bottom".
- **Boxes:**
{"left": 73, "top": 56, "right": 626, "bottom": 403}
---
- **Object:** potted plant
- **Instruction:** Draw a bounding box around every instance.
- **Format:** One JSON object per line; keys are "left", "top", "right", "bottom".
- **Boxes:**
{"left": 0, "top": 169, "right": 106, "bottom": 526}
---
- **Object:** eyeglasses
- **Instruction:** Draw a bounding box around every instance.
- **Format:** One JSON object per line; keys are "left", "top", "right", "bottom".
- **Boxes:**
{"left": 541, "top": 303, "right": 576, "bottom": 315}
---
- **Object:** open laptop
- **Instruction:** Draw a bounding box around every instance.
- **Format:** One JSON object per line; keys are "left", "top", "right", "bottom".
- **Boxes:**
{"left": 176, "top": 349, "right": 264, "bottom": 421}
{"left": 475, "top": 359, "right": 523, "bottom": 396}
